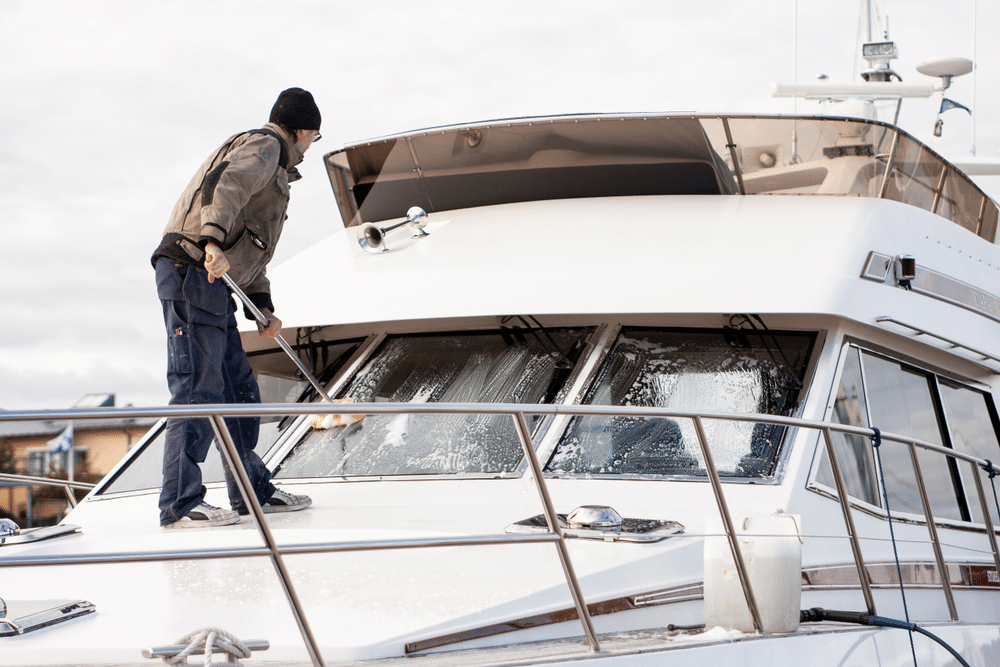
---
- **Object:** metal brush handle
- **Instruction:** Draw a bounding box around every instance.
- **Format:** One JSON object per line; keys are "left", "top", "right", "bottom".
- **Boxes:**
{"left": 221, "top": 274, "right": 334, "bottom": 402}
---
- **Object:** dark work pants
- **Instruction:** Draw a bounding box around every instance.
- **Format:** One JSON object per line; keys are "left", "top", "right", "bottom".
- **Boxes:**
{"left": 155, "top": 257, "right": 276, "bottom": 525}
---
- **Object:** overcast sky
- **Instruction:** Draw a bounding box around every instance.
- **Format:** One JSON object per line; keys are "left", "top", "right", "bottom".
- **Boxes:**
{"left": 1, "top": 0, "right": 997, "bottom": 411}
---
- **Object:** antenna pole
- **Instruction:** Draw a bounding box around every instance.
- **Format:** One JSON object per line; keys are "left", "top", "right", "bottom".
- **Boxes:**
{"left": 972, "top": 0, "right": 977, "bottom": 155}
{"left": 865, "top": 0, "right": 873, "bottom": 42}
{"left": 793, "top": 0, "right": 798, "bottom": 115}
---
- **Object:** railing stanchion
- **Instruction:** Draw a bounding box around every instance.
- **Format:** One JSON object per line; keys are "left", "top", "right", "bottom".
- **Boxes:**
{"left": 0, "top": 474, "right": 93, "bottom": 506}
{"left": 821, "top": 427, "right": 876, "bottom": 615}
{"left": 63, "top": 485, "right": 78, "bottom": 508}
{"left": 209, "top": 414, "right": 326, "bottom": 667}
{"left": 908, "top": 444, "right": 958, "bottom": 620}
{"left": 968, "top": 459, "right": 1000, "bottom": 581}
{"left": 692, "top": 415, "right": 764, "bottom": 634}
{"left": 721, "top": 117, "right": 747, "bottom": 195}
{"left": 511, "top": 411, "right": 600, "bottom": 652}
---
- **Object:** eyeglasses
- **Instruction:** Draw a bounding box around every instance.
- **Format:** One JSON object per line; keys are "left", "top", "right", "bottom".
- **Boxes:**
{"left": 312, "top": 132, "right": 322, "bottom": 143}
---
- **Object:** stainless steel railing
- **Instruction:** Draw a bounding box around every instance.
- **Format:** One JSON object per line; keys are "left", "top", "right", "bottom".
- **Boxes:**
{"left": 1, "top": 402, "right": 999, "bottom": 666}
{"left": 0, "top": 473, "right": 93, "bottom": 508}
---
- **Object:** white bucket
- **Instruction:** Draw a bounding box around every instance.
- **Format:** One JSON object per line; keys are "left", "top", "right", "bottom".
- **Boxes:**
{"left": 703, "top": 511, "right": 802, "bottom": 633}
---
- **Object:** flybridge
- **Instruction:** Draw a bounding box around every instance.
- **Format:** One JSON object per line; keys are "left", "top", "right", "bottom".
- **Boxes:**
{"left": 323, "top": 114, "right": 999, "bottom": 243}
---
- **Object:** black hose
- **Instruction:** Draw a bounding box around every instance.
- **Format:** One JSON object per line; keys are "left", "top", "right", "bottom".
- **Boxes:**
{"left": 869, "top": 617, "right": 971, "bottom": 667}
{"left": 799, "top": 608, "right": 971, "bottom": 667}
{"left": 799, "top": 607, "right": 868, "bottom": 625}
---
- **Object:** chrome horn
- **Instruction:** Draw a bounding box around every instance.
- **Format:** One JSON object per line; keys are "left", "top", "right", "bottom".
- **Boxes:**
{"left": 357, "top": 206, "right": 429, "bottom": 253}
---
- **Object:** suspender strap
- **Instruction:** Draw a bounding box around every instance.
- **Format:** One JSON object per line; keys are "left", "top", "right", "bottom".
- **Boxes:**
{"left": 246, "top": 128, "right": 288, "bottom": 170}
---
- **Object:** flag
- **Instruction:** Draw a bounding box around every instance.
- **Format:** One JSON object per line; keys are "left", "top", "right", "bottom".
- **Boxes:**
{"left": 940, "top": 98, "right": 971, "bottom": 115}
{"left": 48, "top": 424, "right": 73, "bottom": 454}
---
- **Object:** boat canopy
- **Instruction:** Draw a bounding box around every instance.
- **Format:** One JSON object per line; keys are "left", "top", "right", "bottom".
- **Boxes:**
{"left": 324, "top": 114, "right": 999, "bottom": 242}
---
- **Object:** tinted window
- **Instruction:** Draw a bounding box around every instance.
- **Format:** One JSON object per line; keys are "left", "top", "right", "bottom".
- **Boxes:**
{"left": 98, "top": 420, "right": 281, "bottom": 495}
{"left": 939, "top": 379, "right": 1000, "bottom": 526}
{"left": 814, "top": 346, "right": 1000, "bottom": 526}
{"left": 816, "top": 347, "right": 880, "bottom": 506}
{"left": 862, "top": 353, "right": 962, "bottom": 521}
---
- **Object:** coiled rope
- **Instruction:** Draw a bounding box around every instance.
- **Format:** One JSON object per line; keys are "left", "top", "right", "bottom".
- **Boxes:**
{"left": 161, "top": 626, "right": 251, "bottom": 666}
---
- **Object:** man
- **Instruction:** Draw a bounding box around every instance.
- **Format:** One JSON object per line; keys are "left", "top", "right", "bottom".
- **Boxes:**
{"left": 151, "top": 88, "right": 321, "bottom": 528}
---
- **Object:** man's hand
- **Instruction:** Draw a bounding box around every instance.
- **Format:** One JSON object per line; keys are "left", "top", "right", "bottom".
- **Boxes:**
{"left": 203, "top": 242, "right": 230, "bottom": 283}
{"left": 258, "top": 308, "right": 282, "bottom": 338}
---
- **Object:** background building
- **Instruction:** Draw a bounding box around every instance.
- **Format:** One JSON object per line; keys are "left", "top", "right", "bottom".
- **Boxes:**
{"left": 0, "top": 394, "right": 156, "bottom": 526}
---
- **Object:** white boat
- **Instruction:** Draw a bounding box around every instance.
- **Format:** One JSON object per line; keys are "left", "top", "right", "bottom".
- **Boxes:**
{"left": 3, "top": 23, "right": 1000, "bottom": 667}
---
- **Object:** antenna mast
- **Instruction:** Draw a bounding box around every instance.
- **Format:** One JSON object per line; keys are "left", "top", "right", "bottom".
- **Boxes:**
{"left": 972, "top": 0, "right": 977, "bottom": 155}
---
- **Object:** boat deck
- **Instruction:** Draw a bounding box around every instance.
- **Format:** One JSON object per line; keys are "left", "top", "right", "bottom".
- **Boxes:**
{"left": 199, "top": 623, "right": 972, "bottom": 667}
{"left": 340, "top": 628, "right": 731, "bottom": 667}
{"left": 23, "top": 620, "right": 1000, "bottom": 667}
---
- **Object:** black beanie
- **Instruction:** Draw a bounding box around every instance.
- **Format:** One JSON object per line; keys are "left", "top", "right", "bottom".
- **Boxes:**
{"left": 269, "top": 88, "right": 321, "bottom": 131}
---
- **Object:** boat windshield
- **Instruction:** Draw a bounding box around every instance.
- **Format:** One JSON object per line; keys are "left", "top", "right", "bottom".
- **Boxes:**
{"left": 545, "top": 327, "right": 815, "bottom": 478}
{"left": 98, "top": 324, "right": 813, "bottom": 491}
{"left": 325, "top": 114, "right": 997, "bottom": 242}
{"left": 275, "top": 328, "right": 592, "bottom": 478}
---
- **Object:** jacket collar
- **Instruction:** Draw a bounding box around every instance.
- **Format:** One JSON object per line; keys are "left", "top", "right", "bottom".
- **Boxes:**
{"left": 263, "top": 122, "right": 305, "bottom": 169}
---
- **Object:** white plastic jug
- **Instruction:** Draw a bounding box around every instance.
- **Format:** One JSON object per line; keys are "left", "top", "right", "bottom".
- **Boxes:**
{"left": 703, "top": 511, "right": 802, "bottom": 633}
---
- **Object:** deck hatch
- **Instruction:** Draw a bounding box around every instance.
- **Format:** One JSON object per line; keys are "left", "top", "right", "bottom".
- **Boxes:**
{"left": 506, "top": 511, "right": 685, "bottom": 543}
{"left": 0, "top": 523, "right": 80, "bottom": 547}
{"left": 0, "top": 599, "right": 95, "bottom": 637}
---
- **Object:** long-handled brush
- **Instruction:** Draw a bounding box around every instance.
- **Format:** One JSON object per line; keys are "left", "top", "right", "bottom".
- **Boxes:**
{"left": 221, "top": 274, "right": 363, "bottom": 430}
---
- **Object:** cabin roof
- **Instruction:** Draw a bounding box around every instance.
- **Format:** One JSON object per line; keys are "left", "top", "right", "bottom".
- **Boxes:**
{"left": 264, "top": 193, "right": 1000, "bottom": 344}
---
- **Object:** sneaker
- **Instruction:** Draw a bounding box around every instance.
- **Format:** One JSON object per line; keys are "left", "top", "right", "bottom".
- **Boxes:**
{"left": 262, "top": 488, "right": 312, "bottom": 513}
{"left": 164, "top": 502, "right": 240, "bottom": 529}
{"left": 234, "top": 489, "right": 313, "bottom": 515}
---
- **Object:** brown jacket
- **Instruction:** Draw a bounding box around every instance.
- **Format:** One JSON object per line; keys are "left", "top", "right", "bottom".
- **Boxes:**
{"left": 152, "top": 123, "right": 304, "bottom": 311}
